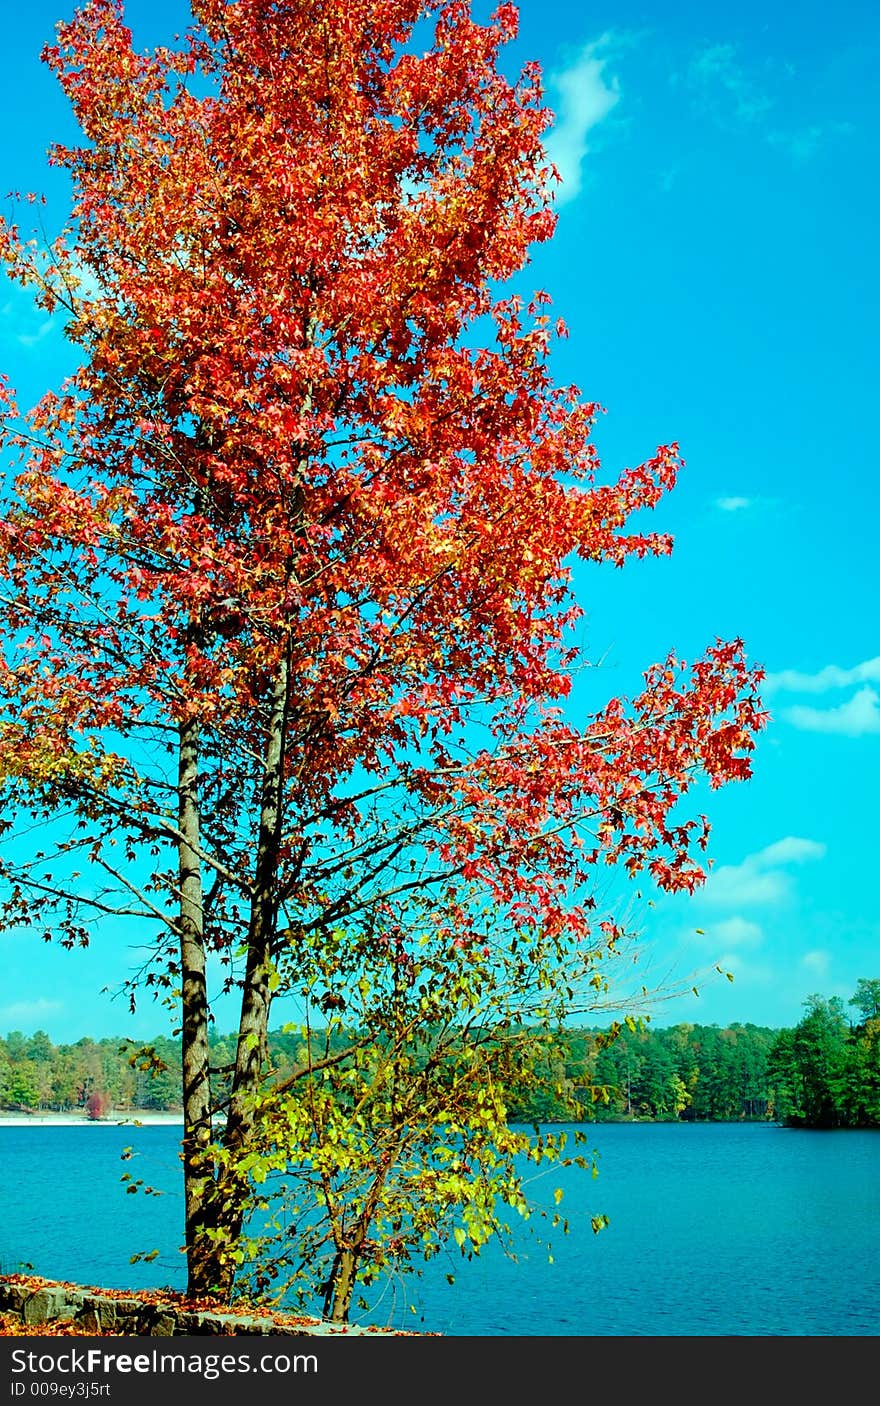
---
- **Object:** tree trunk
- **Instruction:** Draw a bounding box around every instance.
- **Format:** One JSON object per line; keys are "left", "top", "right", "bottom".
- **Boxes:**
{"left": 189, "top": 646, "right": 291, "bottom": 1300}
{"left": 322, "top": 1149, "right": 397, "bottom": 1323}
{"left": 177, "top": 713, "right": 216, "bottom": 1296}
{"left": 323, "top": 1241, "right": 364, "bottom": 1324}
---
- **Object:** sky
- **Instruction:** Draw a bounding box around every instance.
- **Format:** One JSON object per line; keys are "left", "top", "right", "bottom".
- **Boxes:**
{"left": 0, "top": 0, "right": 877, "bottom": 1043}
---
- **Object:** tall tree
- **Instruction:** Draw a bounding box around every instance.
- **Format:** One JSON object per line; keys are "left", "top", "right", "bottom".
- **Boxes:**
{"left": 849, "top": 978, "right": 880, "bottom": 1023}
{"left": 0, "top": 0, "right": 765, "bottom": 1303}
{"left": 768, "top": 996, "right": 849, "bottom": 1128}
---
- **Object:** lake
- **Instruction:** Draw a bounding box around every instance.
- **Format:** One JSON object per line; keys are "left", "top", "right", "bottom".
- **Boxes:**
{"left": 2, "top": 1121, "right": 878, "bottom": 1336}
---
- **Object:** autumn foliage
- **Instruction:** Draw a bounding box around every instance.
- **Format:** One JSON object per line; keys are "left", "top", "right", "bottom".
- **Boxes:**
{"left": 84, "top": 1091, "right": 107, "bottom": 1120}
{"left": 0, "top": 0, "right": 765, "bottom": 1316}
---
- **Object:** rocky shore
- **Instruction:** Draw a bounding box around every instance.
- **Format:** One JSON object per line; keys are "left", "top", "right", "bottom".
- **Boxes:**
{"left": 0, "top": 1274, "right": 408, "bottom": 1336}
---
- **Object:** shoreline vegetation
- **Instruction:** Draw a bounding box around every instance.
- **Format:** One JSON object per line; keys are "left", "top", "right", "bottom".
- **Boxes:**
{"left": 2, "top": 980, "right": 879, "bottom": 1131}
{"left": 0, "top": 1111, "right": 183, "bottom": 1127}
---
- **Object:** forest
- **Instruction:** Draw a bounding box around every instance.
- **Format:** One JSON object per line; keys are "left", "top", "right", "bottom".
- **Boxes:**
{"left": 3, "top": 980, "right": 878, "bottom": 1131}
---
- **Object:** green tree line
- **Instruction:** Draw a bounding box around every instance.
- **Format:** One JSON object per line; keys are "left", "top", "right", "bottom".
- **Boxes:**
{"left": 3, "top": 979, "right": 878, "bottom": 1129}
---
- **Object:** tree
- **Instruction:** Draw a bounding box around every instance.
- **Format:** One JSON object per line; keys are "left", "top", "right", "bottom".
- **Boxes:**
{"left": 26, "top": 1030, "right": 55, "bottom": 1064}
{"left": 0, "top": 0, "right": 766, "bottom": 1308}
{"left": 849, "top": 978, "right": 880, "bottom": 1024}
{"left": 768, "top": 996, "right": 849, "bottom": 1128}
{"left": 85, "top": 1089, "right": 108, "bottom": 1120}
{"left": 844, "top": 1015, "right": 880, "bottom": 1127}
{"left": 234, "top": 904, "right": 604, "bottom": 1322}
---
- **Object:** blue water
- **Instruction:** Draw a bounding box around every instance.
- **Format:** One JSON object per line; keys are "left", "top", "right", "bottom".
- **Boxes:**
{"left": 2, "top": 1122, "right": 878, "bottom": 1336}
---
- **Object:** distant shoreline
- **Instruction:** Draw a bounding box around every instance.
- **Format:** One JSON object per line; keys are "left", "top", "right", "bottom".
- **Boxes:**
{"left": 0, "top": 1111, "right": 183, "bottom": 1127}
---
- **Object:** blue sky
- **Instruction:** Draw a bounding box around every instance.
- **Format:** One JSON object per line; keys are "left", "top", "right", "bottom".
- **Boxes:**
{"left": 0, "top": 0, "right": 877, "bottom": 1042}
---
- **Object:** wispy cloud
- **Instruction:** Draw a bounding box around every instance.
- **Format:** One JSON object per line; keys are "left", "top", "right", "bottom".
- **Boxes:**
{"left": 764, "top": 657, "right": 880, "bottom": 737}
{"left": 685, "top": 42, "right": 774, "bottom": 126}
{"left": 704, "top": 867, "right": 787, "bottom": 906}
{"left": 764, "top": 656, "right": 880, "bottom": 694}
{"left": 545, "top": 36, "right": 621, "bottom": 206}
{"left": 801, "top": 949, "right": 832, "bottom": 979}
{"left": 0, "top": 997, "right": 62, "bottom": 1026}
{"left": 715, "top": 496, "right": 752, "bottom": 512}
{"left": 0, "top": 290, "right": 58, "bottom": 352}
{"left": 0, "top": 256, "right": 108, "bottom": 354}
{"left": 768, "top": 122, "right": 853, "bottom": 166}
{"left": 700, "top": 836, "right": 826, "bottom": 907}
{"left": 16, "top": 319, "right": 55, "bottom": 349}
{"left": 681, "top": 43, "right": 845, "bottom": 165}
{"left": 707, "top": 916, "right": 763, "bottom": 948}
{"left": 782, "top": 686, "right": 880, "bottom": 737}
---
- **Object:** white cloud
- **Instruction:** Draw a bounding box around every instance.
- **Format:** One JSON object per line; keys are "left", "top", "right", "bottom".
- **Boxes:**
{"left": 0, "top": 255, "right": 109, "bottom": 356}
{"left": 801, "top": 949, "right": 831, "bottom": 979}
{"left": 716, "top": 496, "right": 752, "bottom": 512}
{"left": 700, "top": 836, "right": 825, "bottom": 907}
{"left": 0, "top": 997, "right": 62, "bottom": 1026}
{"left": 545, "top": 37, "right": 621, "bottom": 205}
{"left": 782, "top": 686, "right": 880, "bottom": 737}
{"left": 704, "top": 866, "right": 789, "bottom": 906}
{"left": 764, "top": 656, "right": 880, "bottom": 694}
{"left": 16, "top": 320, "right": 56, "bottom": 349}
{"left": 756, "top": 837, "right": 826, "bottom": 866}
{"left": 764, "top": 659, "right": 880, "bottom": 738}
{"left": 710, "top": 917, "right": 763, "bottom": 948}
{"left": 0, "top": 290, "right": 59, "bottom": 352}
